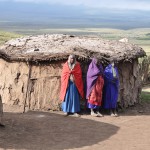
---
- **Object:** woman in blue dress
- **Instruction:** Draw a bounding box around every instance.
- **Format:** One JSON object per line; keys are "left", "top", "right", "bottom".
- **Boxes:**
{"left": 60, "top": 55, "right": 84, "bottom": 116}
{"left": 103, "top": 62, "right": 119, "bottom": 117}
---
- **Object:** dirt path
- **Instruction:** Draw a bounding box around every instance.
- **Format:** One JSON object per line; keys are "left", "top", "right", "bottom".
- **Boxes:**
{"left": 0, "top": 103, "right": 150, "bottom": 150}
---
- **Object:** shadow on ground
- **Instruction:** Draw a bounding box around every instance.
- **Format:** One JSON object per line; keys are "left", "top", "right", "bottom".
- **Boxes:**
{"left": 0, "top": 111, "right": 119, "bottom": 150}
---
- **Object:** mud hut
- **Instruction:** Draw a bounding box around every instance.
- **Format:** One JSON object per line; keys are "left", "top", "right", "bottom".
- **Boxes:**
{"left": 0, "top": 34, "right": 146, "bottom": 112}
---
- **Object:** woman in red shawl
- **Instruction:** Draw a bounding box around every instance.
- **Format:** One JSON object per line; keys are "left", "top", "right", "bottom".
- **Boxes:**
{"left": 60, "top": 55, "right": 84, "bottom": 116}
{"left": 86, "top": 58, "right": 104, "bottom": 117}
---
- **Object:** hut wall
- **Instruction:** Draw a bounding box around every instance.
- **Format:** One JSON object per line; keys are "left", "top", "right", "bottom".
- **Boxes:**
{"left": 0, "top": 59, "right": 64, "bottom": 111}
{"left": 27, "top": 61, "right": 89, "bottom": 111}
{"left": 0, "top": 58, "right": 142, "bottom": 112}
{"left": 26, "top": 62, "right": 63, "bottom": 111}
{"left": 118, "top": 59, "right": 142, "bottom": 107}
{"left": 0, "top": 59, "right": 29, "bottom": 111}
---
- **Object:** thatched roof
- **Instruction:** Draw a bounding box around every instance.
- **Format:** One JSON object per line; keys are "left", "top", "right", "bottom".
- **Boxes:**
{"left": 0, "top": 34, "right": 146, "bottom": 63}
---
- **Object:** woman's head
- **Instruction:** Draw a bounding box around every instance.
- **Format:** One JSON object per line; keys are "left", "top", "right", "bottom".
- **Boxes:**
{"left": 111, "top": 61, "right": 115, "bottom": 67}
{"left": 68, "top": 54, "right": 76, "bottom": 64}
{"left": 92, "top": 58, "right": 98, "bottom": 64}
{"left": 92, "top": 58, "right": 103, "bottom": 66}
{"left": 110, "top": 58, "right": 117, "bottom": 67}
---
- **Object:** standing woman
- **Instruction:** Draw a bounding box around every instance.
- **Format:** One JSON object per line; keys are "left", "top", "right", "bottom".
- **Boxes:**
{"left": 86, "top": 58, "right": 104, "bottom": 117}
{"left": 60, "top": 55, "right": 84, "bottom": 116}
{"left": 103, "top": 62, "right": 119, "bottom": 117}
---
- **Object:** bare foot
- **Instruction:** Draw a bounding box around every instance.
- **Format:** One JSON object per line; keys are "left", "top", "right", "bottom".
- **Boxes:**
{"left": 111, "top": 113, "right": 118, "bottom": 117}
{"left": 110, "top": 113, "right": 116, "bottom": 117}
{"left": 73, "top": 113, "right": 80, "bottom": 117}
{"left": 97, "top": 112, "right": 104, "bottom": 117}
{"left": 64, "top": 112, "right": 69, "bottom": 116}
{"left": 114, "top": 113, "right": 119, "bottom": 117}
{"left": 91, "top": 112, "right": 98, "bottom": 117}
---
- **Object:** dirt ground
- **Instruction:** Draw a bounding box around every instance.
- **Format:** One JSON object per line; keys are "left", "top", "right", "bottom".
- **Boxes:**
{"left": 0, "top": 101, "right": 150, "bottom": 150}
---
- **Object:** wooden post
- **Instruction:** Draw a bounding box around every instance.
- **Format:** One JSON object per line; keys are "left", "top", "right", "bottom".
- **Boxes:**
{"left": 0, "top": 95, "right": 5, "bottom": 127}
{"left": 23, "top": 62, "right": 32, "bottom": 113}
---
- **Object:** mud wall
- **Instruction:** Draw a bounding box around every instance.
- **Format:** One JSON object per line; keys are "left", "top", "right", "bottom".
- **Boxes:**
{"left": 26, "top": 63, "right": 63, "bottom": 111}
{"left": 118, "top": 59, "right": 142, "bottom": 107}
{"left": 0, "top": 59, "right": 29, "bottom": 111}
{"left": 0, "top": 58, "right": 142, "bottom": 112}
{"left": 0, "top": 59, "right": 64, "bottom": 112}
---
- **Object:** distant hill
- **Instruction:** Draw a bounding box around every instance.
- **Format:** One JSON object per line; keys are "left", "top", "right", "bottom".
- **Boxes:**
{"left": 0, "top": 1, "right": 150, "bottom": 31}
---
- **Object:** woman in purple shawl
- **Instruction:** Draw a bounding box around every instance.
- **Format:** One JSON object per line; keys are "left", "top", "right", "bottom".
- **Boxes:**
{"left": 103, "top": 62, "right": 119, "bottom": 117}
{"left": 86, "top": 58, "right": 104, "bottom": 117}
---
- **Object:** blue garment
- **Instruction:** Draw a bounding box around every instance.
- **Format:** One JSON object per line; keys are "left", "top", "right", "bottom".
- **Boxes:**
{"left": 103, "top": 64, "right": 119, "bottom": 109}
{"left": 87, "top": 102, "right": 100, "bottom": 109}
{"left": 62, "top": 80, "right": 80, "bottom": 113}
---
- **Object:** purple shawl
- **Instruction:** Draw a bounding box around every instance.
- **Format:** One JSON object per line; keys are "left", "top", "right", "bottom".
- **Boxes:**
{"left": 86, "top": 58, "right": 103, "bottom": 99}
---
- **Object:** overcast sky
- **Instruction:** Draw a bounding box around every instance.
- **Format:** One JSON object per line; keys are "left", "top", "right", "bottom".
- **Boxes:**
{"left": 0, "top": 0, "right": 150, "bottom": 29}
{"left": 0, "top": 0, "right": 150, "bottom": 11}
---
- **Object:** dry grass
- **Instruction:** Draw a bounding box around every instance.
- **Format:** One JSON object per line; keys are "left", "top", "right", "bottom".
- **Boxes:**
{"left": 0, "top": 30, "right": 21, "bottom": 45}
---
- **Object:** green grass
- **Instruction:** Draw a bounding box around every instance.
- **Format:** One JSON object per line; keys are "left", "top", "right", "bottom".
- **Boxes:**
{"left": 141, "top": 92, "right": 150, "bottom": 103}
{"left": 142, "top": 86, "right": 150, "bottom": 102}
{"left": 0, "top": 30, "right": 21, "bottom": 45}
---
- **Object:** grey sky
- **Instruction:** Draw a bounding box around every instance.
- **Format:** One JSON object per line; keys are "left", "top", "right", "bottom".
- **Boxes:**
{"left": 0, "top": 0, "right": 150, "bottom": 29}
{"left": 0, "top": 0, "right": 150, "bottom": 11}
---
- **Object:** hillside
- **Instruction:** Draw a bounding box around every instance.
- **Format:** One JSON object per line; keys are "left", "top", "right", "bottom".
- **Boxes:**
{"left": 0, "top": 30, "right": 21, "bottom": 45}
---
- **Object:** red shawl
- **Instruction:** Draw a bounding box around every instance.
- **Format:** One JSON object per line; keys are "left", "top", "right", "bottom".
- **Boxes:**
{"left": 60, "top": 61, "right": 84, "bottom": 101}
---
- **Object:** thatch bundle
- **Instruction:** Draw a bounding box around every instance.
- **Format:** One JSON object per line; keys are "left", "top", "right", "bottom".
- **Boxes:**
{"left": 0, "top": 34, "right": 146, "bottom": 111}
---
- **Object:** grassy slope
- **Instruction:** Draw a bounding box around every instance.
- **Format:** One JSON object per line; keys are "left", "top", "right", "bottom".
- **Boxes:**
{"left": 0, "top": 30, "right": 21, "bottom": 45}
